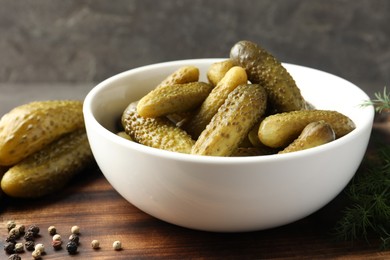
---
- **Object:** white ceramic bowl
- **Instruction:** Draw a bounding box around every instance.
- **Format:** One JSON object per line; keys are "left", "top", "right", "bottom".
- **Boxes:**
{"left": 83, "top": 59, "right": 374, "bottom": 232}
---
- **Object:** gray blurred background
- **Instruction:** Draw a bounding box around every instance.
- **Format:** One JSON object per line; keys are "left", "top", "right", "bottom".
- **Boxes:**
{"left": 0, "top": 0, "right": 389, "bottom": 106}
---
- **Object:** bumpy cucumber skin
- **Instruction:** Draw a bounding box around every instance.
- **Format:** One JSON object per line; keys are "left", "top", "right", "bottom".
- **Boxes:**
{"left": 157, "top": 66, "right": 199, "bottom": 87}
{"left": 1, "top": 129, "right": 93, "bottom": 198}
{"left": 279, "top": 121, "right": 336, "bottom": 154}
{"left": 137, "top": 82, "right": 213, "bottom": 118}
{"left": 122, "top": 102, "right": 195, "bottom": 154}
{"left": 259, "top": 110, "right": 355, "bottom": 148}
{"left": 0, "top": 100, "right": 84, "bottom": 166}
{"left": 185, "top": 66, "right": 248, "bottom": 138}
{"left": 191, "top": 84, "right": 267, "bottom": 156}
{"left": 230, "top": 40, "right": 306, "bottom": 113}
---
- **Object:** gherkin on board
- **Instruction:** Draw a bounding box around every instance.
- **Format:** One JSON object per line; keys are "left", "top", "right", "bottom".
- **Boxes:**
{"left": 1, "top": 129, "right": 93, "bottom": 198}
{"left": 0, "top": 100, "right": 84, "bottom": 166}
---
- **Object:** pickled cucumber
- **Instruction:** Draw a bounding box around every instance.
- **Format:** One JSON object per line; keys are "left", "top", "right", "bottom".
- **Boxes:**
{"left": 0, "top": 100, "right": 84, "bottom": 166}
{"left": 184, "top": 66, "right": 248, "bottom": 138}
{"left": 122, "top": 102, "right": 195, "bottom": 154}
{"left": 137, "top": 82, "right": 213, "bottom": 118}
{"left": 157, "top": 66, "right": 199, "bottom": 87}
{"left": 192, "top": 84, "right": 267, "bottom": 156}
{"left": 207, "top": 59, "right": 235, "bottom": 86}
{"left": 1, "top": 129, "right": 93, "bottom": 198}
{"left": 279, "top": 121, "right": 336, "bottom": 154}
{"left": 230, "top": 40, "right": 306, "bottom": 112}
{"left": 259, "top": 110, "right": 355, "bottom": 148}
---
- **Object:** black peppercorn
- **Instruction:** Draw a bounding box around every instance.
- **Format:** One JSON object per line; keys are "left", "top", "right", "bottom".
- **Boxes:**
{"left": 4, "top": 242, "right": 15, "bottom": 254}
{"left": 27, "top": 225, "right": 40, "bottom": 236}
{"left": 66, "top": 241, "right": 78, "bottom": 255}
{"left": 68, "top": 234, "right": 79, "bottom": 245}
{"left": 24, "top": 240, "right": 35, "bottom": 251}
{"left": 24, "top": 231, "right": 35, "bottom": 241}
{"left": 8, "top": 254, "right": 21, "bottom": 260}
{"left": 6, "top": 234, "right": 17, "bottom": 243}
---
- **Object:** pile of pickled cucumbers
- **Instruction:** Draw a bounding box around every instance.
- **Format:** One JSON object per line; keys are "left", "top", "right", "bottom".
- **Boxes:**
{"left": 0, "top": 100, "right": 94, "bottom": 198}
{"left": 120, "top": 40, "right": 355, "bottom": 156}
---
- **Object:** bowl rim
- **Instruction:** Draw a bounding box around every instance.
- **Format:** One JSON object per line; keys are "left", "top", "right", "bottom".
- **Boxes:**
{"left": 83, "top": 58, "right": 375, "bottom": 165}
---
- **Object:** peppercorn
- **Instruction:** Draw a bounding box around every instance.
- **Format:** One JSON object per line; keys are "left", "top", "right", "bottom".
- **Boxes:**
{"left": 24, "top": 231, "right": 35, "bottom": 241}
{"left": 69, "top": 233, "right": 79, "bottom": 245}
{"left": 53, "top": 234, "right": 61, "bottom": 242}
{"left": 66, "top": 241, "right": 78, "bottom": 255}
{"left": 5, "top": 234, "right": 17, "bottom": 243}
{"left": 14, "top": 243, "right": 23, "bottom": 253}
{"left": 15, "top": 225, "right": 25, "bottom": 235}
{"left": 8, "top": 227, "right": 20, "bottom": 239}
{"left": 32, "top": 249, "right": 41, "bottom": 259}
{"left": 113, "top": 240, "right": 122, "bottom": 250}
{"left": 8, "top": 254, "right": 21, "bottom": 260}
{"left": 24, "top": 240, "right": 35, "bottom": 251}
{"left": 52, "top": 240, "right": 62, "bottom": 250}
{"left": 91, "top": 239, "right": 100, "bottom": 249}
{"left": 48, "top": 225, "right": 57, "bottom": 236}
{"left": 34, "top": 243, "right": 45, "bottom": 253}
{"left": 4, "top": 242, "right": 15, "bottom": 254}
{"left": 6, "top": 221, "right": 16, "bottom": 231}
{"left": 28, "top": 225, "right": 40, "bottom": 237}
{"left": 71, "top": 225, "right": 80, "bottom": 235}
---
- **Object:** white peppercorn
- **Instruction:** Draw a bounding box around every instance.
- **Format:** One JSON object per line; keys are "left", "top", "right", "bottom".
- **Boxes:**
{"left": 34, "top": 243, "right": 45, "bottom": 253}
{"left": 48, "top": 226, "right": 57, "bottom": 236}
{"left": 113, "top": 240, "right": 122, "bottom": 250}
{"left": 6, "top": 220, "right": 16, "bottom": 231}
{"left": 71, "top": 225, "right": 80, "bottom": 235}
{"left": 32, "top": 249, "right": 41, "bottom": 259}
{"left": 14, "top": 242, "right": 24, "bottom": 253}
{"left": 91, "top": 239, "right": 100, "bottom": 249}
{"left": 52, "top": 234, "right": 61, "bottom": 242}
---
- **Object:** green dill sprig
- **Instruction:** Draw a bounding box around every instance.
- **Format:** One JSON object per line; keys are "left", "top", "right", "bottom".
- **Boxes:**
{"left": 361, "top": 87, "right": 390, "bottom": 113}
{"left": 334, "top": 141, "right": 390, "bottom": 249}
